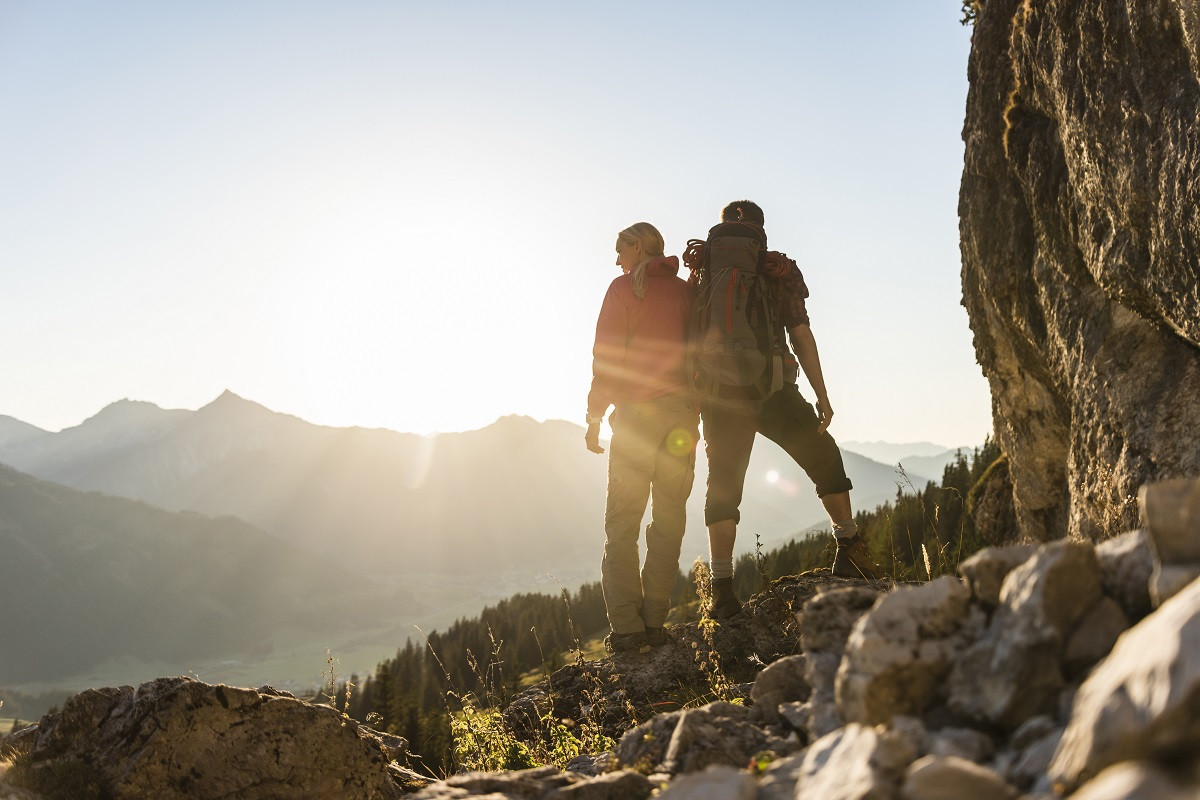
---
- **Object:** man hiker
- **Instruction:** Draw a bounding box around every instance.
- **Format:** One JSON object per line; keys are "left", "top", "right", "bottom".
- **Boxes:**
{"left": 686, "top": 200, "right": 884, "bottom": 620}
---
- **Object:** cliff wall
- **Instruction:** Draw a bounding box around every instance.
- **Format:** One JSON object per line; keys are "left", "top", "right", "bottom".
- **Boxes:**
{"left": 961, "top": 0, "right": 1200, "bottom": 541}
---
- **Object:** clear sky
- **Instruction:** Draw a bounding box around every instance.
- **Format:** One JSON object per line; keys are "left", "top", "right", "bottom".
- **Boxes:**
{"left": 0, "top": 1, "right": 993, "bottom": 446}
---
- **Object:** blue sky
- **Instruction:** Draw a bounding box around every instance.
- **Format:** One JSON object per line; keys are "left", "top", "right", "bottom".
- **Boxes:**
{"left": 0, "top": 2, "right": 991, "bottom": 446}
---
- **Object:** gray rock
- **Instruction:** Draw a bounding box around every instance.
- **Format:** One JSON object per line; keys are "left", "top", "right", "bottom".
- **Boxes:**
{"left": 1150, "top": 562, "right": 1200, "bottom": 608}
{"left": 1049, "top": 574, "right": 1200, "bottom": 791}
{"left": 1094, "top": 529, "right": 1154, "bottom": 620}
{"left": 660, "top": 702, "right": 786, "bottom": 776}
{"left": 795, "top": 723, "right": 917, "bottom": 800}
{"left": 614, "top": 711, "right": 681, "bottom": 773}
{"left": 546, "top": 769, "right": 651, "bottom": 800}
{"left": 994, "top": 726, "right": 1062, "bottom": 792}
{"left": 777, "top": 701, "right": 808, "bottom": 734}
{"left": 1067, "top": 761, "right": 1200, "bottom": 800}
{"left": 755, "top": 750, "right": 808, "bottom": 800}
{"left": 562, "top": 752, "right": 614, "bottom": 777}
{"left": 924, "top": 727, "right": 995, "bottom": 763}
{"left": 949, "top": 542, "right": 1101, "bottom": 728}
{"left": 900, "top": 755, "right": 1017, "bottom": 800}
{"left": 1008, "top": 715, "right": 1057, "bottom": 751}
{"left": 655, "top": 765, "right": 754, "bottom": 800}
{"left": 959, "top": 545, "right": 1037, "bottom": 609}
{"left": 430, "top": 766, "right": 575, "bottom": 798}
{"left": 749, "top": 655, "right": 808, "bottom": 726}
{"left": 1062, "top": 597, "right": 1128, "bottom": 677}
{"left": 960, "top": 0, "right": 1200, "bottom": 544}
{"left": 798, "top": 586, "right": 884, "bottom": 653}
{"left": 1140, "top": 479, "right": 1200, "bottom": 562}
{"left": 13, "top": 677, "right": 406, "bottom": 800}
{"left": 837, "top": 577, "right": 973, "bottom": 725}
{"left": 794, "top": 587, "right": 881, "bottom": 740}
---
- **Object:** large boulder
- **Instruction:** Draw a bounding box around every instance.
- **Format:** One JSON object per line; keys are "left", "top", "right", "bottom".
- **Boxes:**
{"left": 1048, "top": 575, "right": 1200, "bottom": 791}
{"left": 960, "top": 0, "right": 1200, "bottom": 543}
{"left": 836, "top": 576, "right": 979, "bottom": 725}
{"left": 7, "top": 677, "right": 407, "bottom": 800}
{"left": 795, "top": 723, "right": 918, "bottom": 800}
{"left": 948, "top": 541, "right": 1101, "bottom": 728}
{"left": 790, "top": 586, "right": 881, "bottom": 740}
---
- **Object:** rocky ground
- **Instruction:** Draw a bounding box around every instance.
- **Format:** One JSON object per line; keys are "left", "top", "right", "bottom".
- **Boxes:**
{"left": 3, "top": 477, "right": 1199, "bottom": 799}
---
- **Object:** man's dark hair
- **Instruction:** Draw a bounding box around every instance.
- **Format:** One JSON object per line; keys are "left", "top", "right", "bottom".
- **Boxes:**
{"left": 720, "top": 200, "right": 765, "bottom": 225}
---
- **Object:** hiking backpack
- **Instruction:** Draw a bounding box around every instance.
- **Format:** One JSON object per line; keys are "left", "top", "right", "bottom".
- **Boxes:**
{"left": 686, "top": 222, "right": 786, "bottom": 405}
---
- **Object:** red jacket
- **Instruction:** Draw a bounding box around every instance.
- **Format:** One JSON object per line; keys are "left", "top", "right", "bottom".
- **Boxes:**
{"left": 587, "top": 256, "right": 694, "bottom": 418}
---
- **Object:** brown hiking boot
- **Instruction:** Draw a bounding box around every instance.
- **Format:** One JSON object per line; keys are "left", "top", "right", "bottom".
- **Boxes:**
{"left": 706, "top": 577, "right": 743, "bottom": 620}
{"left": 832, "top": 534, "right": 885, "bottom": 579}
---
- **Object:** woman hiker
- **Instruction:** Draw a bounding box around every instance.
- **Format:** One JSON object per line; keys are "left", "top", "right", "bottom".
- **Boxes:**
{"left": 585, "top": 222, "right": 699, "bottom": 654}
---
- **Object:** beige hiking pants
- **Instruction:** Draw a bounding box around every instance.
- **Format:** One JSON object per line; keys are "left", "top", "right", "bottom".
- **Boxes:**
{"left": 602, "top": 393, "right": 699, "bottom": 634}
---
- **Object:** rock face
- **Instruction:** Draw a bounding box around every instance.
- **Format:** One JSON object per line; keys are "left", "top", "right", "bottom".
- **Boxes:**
{"left": 959, "top": 0, "right": 1200, "bottom": 542}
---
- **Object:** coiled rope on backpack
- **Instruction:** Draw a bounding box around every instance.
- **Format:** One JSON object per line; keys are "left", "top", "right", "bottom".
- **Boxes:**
{"left": 683, "top": 239, "right": 706, "bottom": 279}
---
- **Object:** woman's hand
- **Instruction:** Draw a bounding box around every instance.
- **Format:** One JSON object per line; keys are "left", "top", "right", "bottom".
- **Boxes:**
{"left": 585, "top": 423, "right": 605, "bottom": 454}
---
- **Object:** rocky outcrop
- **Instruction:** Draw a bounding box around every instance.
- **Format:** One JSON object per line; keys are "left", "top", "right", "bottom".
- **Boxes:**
{"left": 960, "top": 0, "right": 1200, "bottom": 542}
{"left": 1, "top": 677, "right": 418, "bottom": 800}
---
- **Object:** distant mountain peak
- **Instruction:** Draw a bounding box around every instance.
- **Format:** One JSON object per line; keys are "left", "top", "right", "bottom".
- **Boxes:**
{"left": 200, "top": 390, "right": 269, "bottom": 414}
{"left": 84, "top": 398, "right": 169, "bottom": 424}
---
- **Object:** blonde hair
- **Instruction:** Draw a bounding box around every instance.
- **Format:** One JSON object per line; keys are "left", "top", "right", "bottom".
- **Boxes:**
{"left": 617, "top": 222, "right": 666, "bottom": 298}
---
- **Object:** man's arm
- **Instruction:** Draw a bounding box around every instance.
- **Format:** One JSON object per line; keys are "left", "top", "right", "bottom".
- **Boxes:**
{"left": 789, "top": 323, "right": 834, "bottom": 434}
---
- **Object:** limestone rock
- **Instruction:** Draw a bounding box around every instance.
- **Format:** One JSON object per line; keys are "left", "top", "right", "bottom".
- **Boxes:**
{"left": 794, "top": 586, "right": 881, "bottom": 740}
{"left": 655, "top": 765, "right": 754, "bottom": 800}
{"left": 749, "top": 654, "right": 808, "bottom": 726}
{"left": 546, "top": 769, "right": 651, "bottom": 800}
{"left": 1062, "top": 597, "right": 1128, "bottom": 677}
{"left": 993, "top": 719, "right": 1062, "bottom": 793}
{"left": 422, "top": 765, "right": 575, "bottom": 798}
{"left": 14, "top": 677, "right": 405, "bottom": 800}
{"left": 924, "top": 727, "right": 995, "bottom": 764}
{"left": 756, "top": 751, "right": 808, "bottom": 800}
{"left": 1150, "top": 562, "right": 1200, "bottom": 608}
{"left": 614, "top": 711, "right": 681, "bottom": 774}
{"left": 960, "top": 0, "right": 1200, "bottom": 543}
{"left": 660, "top": 701, "right": 788, "bottom": 776}
{"left": 1140, "top": 479, "right": 1200, "bottom": 562}
{"left": 1048, "top": 574, "right": 1200, "bottom": 790}
{"left": 1066, "top": 761, "right": 1200, "bottom": 800}
{"left": 836, "top": 577, "right": 975, "bottom": 725}
{"left": 795, "top": 723, "right": 917, "bottom": 800}
{"left": 949, "top": 542, "right": 1101, "bottom": 728}
{"left": 1094, "top": 529, "right": 1154, "bottom": 620}
{"left": 901, "top": 755, "right": 1017, "bottom": 800}
{"left": 958, "top": 544, "right": 1037, "bottom": 609}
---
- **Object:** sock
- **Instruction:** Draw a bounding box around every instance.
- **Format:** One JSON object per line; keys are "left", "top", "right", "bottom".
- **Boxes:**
{"left": 832, "top": 518, "right": 858, "bottom": 541}
{"left": 709, "top": 556, "right": 733, "bottom": 580}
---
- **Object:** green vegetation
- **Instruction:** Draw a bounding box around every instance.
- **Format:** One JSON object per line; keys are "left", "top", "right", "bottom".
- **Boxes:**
{"left": 961, "top": 0, "right": 983, "bottom": 26}
{"left": 333, "top": 439, "right": 1003, "bottom": 773}
{"left": 1, "top": 750, "right": 106, "bottom": 800}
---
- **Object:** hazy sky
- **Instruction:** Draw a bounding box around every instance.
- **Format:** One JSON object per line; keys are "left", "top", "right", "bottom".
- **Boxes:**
{"left": 1, "top": 2, "right": 992, "bottom": 446}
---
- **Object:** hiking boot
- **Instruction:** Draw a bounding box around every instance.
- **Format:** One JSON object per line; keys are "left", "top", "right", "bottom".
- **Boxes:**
{"left": 644, "top": 627, "right": 670, "bottom": 647}
{"left": 604, "top": 630, "right": 649, "bottom": 654}
{"left": 707, "top": 578, "right": 743, "bottom": 620}
{"left": 832, "top": 533, "right": 885, "bottom": 579}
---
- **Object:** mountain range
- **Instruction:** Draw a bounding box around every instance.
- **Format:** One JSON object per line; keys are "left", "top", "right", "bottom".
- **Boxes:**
{"left": 0, "top": 392, "right": 954, "bottom": 580}
{"left": 0, "top": 464, "right": 406, "bottom": 685}
{"left": 0, "top": 392, "right": 965, "bottom": 693}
